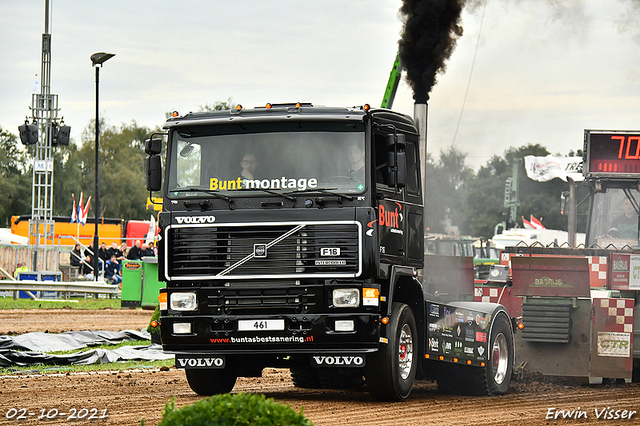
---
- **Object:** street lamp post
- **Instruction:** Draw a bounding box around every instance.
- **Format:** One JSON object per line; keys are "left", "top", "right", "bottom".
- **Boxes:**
{"left": 90, "top": 52, "right": 115, "bottom": 281}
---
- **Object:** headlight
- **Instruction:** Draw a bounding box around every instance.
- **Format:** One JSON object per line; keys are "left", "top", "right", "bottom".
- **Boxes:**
{"left": 333, "top": 288, "right": 360, "bottom": 307}
{"left": 170, "top": 292, "right": 198, "bottom": 311}
{"left": 173, "top": 322, "right": 192, "bottom": 334}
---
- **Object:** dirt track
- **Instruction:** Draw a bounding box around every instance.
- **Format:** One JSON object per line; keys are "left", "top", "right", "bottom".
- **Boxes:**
{"left": 1, "top": 309, "right": 640, "bottom": 425}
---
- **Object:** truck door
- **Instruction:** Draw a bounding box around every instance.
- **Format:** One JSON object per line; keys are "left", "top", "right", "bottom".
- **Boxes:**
{"left": 374, "top": 131, "right": 410, "bottom": 265}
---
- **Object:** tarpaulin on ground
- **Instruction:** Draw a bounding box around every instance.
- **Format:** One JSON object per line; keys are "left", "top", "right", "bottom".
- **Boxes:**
{"left": 0, "top": 330, "right": 150, "bottom": 352}
{"left": 0, "top": 344, "right": 172, "bottom": 367}
{"left": 0, "top": 330, "right": 173, "bottom": 367}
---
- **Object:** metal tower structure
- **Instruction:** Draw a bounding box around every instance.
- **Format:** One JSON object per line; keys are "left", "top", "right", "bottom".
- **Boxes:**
{"left": 28, "top": 0, "right": 62, "bottom": 270}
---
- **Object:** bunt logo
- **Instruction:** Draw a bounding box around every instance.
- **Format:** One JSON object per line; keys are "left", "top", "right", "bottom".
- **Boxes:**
{"left": 531, "top": 277, "right": 571, "bottom": 288}
{"left": 175, "top": 215, "right": 216, "bottom": 224}
{"left": 311, "top": 355, "right": 365, "bottom": 367}
{"left": 612, "top": 257, "right": 629, "bottom": 272}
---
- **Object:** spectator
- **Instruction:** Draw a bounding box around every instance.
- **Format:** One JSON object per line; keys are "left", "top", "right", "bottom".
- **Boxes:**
{"left": 105, "top": 255, "right": 122, "bottom": 285}
{"left": 127, "top": 240, "right": 142, "bottom": 260}
{"left": 98, "top": 242, "right": 109, "bottom": 263}
{"left": 142, "top": 242, "right": 155, "bottom": 257}
{"left": 14, "top": 262, "right": 28, "bottom": 279}
{"left": 70, "top": 243, "right": 83, "bottom": 274}
{"left": 107, "top": 242, "right": 122, "bottom": 260}
{"left": 84, "top": 241, "right": 103, "bottom": 279}
{"left": 118, "top": 242, "right": 128, "bottom": 261}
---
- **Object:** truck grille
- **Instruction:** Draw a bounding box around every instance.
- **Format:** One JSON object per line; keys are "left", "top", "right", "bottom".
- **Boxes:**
{"left": 165, "top": 221, "right": 361, "bottom": 280}
{"left": 203, "top": 285, "right": 319, "bottom": 315}
{"left": 521, "top": 302, "right": 572, "bottom": 343}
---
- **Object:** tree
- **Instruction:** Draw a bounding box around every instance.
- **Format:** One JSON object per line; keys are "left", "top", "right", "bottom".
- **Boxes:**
{"left": 197, "top": 98, "right": 235, "bottom": 112}
{"left": 0, "top": 127, "right": 32, "bottom": 226}
{"left": 55, "top": 120, "right": 158, "bottom": 220}
{"left": 424, "top": 146, "right": 473, "bottom": 235}
{"left": 463, "top": 143, "right": 584, "bottom": 238}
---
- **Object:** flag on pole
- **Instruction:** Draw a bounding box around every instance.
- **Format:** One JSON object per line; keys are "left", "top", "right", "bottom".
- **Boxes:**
{"left": 530, "top": 215, "right": 546, "bottom": 230}
{"left": 71, "top": 193, "right": 77, "bottom": 223}
{"left": 522, "top": 216, "right": 534, "bottom": 229}
{"left": 78, "top": 192, "right": 84, "bottom": 224}
{"left": 80, "top": 196, "right": 91, "bottom": 226}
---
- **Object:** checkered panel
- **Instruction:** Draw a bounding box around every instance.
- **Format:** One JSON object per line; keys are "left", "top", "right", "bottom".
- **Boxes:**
{"left": 587, "top": 256, "right": 608, "bottom": 287}
{"left": 474, "top": 287, "right": 500, "bottom": 303}
{"left": 596, "top": 298, "right": 635, "bottom": 333}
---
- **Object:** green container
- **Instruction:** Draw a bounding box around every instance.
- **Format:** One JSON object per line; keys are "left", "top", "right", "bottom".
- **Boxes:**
{"left": 141, "top": 257, "right": 165, "bottom": 309}
{"left": 121, "top": 260, "right": 143, "bottom": 308}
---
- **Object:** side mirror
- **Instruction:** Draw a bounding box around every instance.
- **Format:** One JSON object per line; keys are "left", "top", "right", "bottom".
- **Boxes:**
{"left": 145, "top": 138, "right": 162, "bottom": 155}
{"left": 145, "top": 155, "right": 162, "bottom": 191}
{"left": 385, "top": 133, "right": 406, "bottom": 150}
{"left": 387, "top": 151, "right": 406, "bottom": 188}
{"left": 19, "top": 122, "right": 39, "bottom": 145}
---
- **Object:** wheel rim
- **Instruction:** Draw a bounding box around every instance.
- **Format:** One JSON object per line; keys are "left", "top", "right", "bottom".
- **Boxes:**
{"left": 492, "top": 333, "right": 509, "bottom": 385}
{"left": 398, "top": 323, "right": 413, "bottom": 380}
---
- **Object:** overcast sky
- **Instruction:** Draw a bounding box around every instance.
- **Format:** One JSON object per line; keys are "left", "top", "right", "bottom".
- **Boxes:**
{"left": 1, "top": 0, "right": 640, "bottom": 170}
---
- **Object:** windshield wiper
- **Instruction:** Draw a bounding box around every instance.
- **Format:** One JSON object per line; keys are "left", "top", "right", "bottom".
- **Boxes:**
{"left": 174, "top": 188, "right": 232, "bottom": 201}
{"left": 236, "top": 188, "right": 296, "bottom": 202}
{"left": 285, "top": 188, "right": 354, "bottom": 201}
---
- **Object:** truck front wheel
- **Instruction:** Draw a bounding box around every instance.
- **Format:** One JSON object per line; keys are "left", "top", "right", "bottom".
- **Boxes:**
{"left": 366, "top": 302, "right": 417, "bottom": 401}
{"left": 185, "top": 369, "right": 237, "bottom": 395}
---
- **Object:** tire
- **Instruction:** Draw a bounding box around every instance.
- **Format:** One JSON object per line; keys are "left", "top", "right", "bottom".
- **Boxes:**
{"left": 290, "top": 367, "right": 321, "bottom": 389}
{"left": 185, "top": 369, "right": 237, "bottom": 396}
{"left": 485, "top": 314, "right": 513, "bottom": 395}
{"left": 366, "top": 303, "right": 417, "bottom": 401}
{"left": 465, "top": 313, "right": 513, "bottom": 396}
{"left": 317, "top": 368, "right": 364, "bottom": 389}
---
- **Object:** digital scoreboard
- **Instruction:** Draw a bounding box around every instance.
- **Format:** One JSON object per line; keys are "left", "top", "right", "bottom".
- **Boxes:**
{"left": 584, "top": 130, "right": 640, "bottom": 177}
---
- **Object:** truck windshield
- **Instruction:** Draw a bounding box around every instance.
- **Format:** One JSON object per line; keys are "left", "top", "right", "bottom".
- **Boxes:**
{"left": 167, "top": 121, "right": 366, "bottom": 197}
{"left": 588, "top": 187, "right": 640, "bottom": 248}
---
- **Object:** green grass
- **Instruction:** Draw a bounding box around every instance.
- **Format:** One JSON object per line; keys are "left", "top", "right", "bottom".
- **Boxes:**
{"left": 0, "top": 358, "right": 174, "bottom": 375}
{"left": 0, "top": 296, "right": 121, "bottom": 310}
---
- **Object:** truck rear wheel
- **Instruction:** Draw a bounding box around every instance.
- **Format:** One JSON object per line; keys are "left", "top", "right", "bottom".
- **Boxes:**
{"left": 484, "top": 314, "right": 513, "bottom": 395}
{"left": 185, "top": 369, "right": 237, "bottom": 396}
{"left": 366, "top": 302, "right": 417, "bottom": 401}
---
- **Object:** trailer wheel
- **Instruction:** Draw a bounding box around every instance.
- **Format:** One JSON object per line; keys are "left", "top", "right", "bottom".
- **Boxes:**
{"left": 185, "top": 369, "right": 237, "bottom": 396}
{"left": 366, "top": 302, "right": 417, "bottom": 401}
{"left": 484, "top": 314, "right": 513, "bottom": 395}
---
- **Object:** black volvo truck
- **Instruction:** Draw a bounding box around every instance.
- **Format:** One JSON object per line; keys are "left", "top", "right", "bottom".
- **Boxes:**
{"left": 145, "top": 103, "right": 514, "bottom": 400}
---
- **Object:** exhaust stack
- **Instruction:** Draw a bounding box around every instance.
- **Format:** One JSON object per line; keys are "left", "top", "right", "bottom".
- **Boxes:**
{"left": 414, "top": 102, "right": 428, "bottom": 236}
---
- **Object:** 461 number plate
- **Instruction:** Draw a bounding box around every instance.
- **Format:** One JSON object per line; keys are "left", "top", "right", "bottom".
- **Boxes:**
{"left": 237, "top": 319, "right": 285, "bottom": 331}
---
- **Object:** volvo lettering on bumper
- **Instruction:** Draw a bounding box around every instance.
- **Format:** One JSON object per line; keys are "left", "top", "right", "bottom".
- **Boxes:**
{"left": 175, "top": 354, "right": 225, "bottom": 369}
{"left": 311, "top": 355, "right": 366, "bottom": 367}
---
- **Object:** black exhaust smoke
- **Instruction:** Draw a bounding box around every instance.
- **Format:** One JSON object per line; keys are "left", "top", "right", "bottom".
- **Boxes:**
{"left": 399, "top": 0, "right": 467, "bottom": 102}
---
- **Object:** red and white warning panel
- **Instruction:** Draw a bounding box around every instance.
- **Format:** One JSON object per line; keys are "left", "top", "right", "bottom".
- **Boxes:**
{"left": 590, "top": 298, "right": 634, "bottom": 382}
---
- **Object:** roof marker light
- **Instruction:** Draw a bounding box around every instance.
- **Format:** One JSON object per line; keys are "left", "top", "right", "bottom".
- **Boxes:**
{"left": 265, "top": 103, "right": 272, "bottom": 109}
{"left": 171, "top": 111, "right": 179, "bottom": 117}
{"left": 363, "top": 104, "right": 371, "bottom": 111}
{"left": 235, "top": 104, "right": 243, "bottom": 111}
{"left": 295, "top": 102, "right": 302, "bottom": 108}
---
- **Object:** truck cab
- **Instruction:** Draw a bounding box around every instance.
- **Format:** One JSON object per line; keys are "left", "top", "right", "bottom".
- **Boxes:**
{"left": 145, "top": 103, "right": 513, "bottom": 400}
